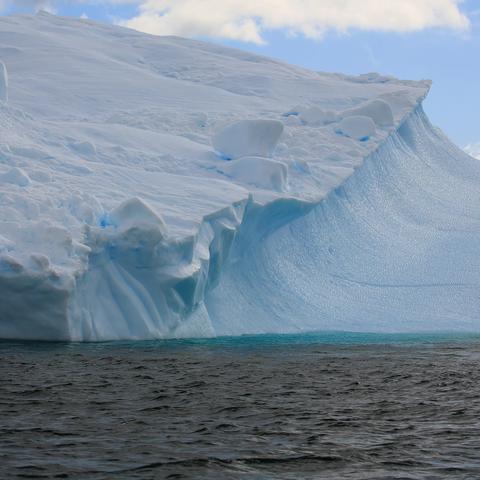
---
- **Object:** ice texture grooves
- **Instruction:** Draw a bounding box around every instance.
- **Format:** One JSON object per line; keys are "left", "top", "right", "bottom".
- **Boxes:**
{"left": 0, "top": 13, "right": 478, "bottom": 340}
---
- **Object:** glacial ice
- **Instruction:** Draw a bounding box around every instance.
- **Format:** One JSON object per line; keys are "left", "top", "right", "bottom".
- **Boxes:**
{"left": 0, "top": 12, "right": 479, "bottom": 341}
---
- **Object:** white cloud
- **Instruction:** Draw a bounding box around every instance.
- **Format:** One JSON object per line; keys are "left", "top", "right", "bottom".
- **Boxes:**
{"left": 0, "top": 0, "right": 137, "bottom": 14}
{"left": 0, "top": 0, "right": 470, "bottom": 44}
{"left": 121, "top": 0, "right": 470, "bottom": 44}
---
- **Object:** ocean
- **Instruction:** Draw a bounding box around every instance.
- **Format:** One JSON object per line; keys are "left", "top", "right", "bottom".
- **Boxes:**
{"left": 1, "top": 332, "right": 480, "bottom": 479}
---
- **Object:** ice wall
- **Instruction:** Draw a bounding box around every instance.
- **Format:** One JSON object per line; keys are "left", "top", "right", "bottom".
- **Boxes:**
{"left": 207, "top": 108, "right": 480, "bottom": 334}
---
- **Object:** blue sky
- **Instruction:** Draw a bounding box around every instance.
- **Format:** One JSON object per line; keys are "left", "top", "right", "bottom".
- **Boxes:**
{"left": 1, "top": 0, "right": 478, "bottom": 147}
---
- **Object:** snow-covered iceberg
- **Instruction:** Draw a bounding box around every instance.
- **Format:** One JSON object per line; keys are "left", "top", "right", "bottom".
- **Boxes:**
{"left": 1, "top": 12, "right": 479, "bottom": 341}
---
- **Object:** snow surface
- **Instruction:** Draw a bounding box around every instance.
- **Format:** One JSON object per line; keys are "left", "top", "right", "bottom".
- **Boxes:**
{"left": 0, "top": 12, "right": 478, "bottom": 341}
{"left": 0, "top": 167, "right": 31, "bottom": 187}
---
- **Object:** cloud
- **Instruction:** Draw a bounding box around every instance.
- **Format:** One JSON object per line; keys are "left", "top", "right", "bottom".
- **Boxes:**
{"left": 0, "top": 0, "right": 137, "bottom": 14}
{"left": 121, "top": 0, "right": 470, "bottom": 44}
{"left": 0, "top": 0, "right": 470, "bottom": 44}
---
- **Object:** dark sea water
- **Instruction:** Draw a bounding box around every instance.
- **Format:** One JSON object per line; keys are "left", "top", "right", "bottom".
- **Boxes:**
{"left": 2, "top": 332, "right": 480, "bottom": 479}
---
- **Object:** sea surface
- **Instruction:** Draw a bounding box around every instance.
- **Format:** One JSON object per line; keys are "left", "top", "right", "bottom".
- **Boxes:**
{"left": 2, "top": 332, "right": 480, "bottom": 479}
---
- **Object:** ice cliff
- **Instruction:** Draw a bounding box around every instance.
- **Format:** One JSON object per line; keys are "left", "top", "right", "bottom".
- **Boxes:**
{"left": 1, "top": 13, "right": 479, "bottom": 341}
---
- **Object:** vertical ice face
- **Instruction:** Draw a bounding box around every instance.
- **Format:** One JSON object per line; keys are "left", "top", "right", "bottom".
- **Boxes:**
{"left": 0, "top": 61, "right": 7, "bottom": 104}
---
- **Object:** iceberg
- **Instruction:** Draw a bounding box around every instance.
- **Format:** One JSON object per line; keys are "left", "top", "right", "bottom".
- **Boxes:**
{"left": 465, "top": 143, "right": 480, "bottom": 160}
{"left": 0, "top": 12, "right": 479, "bottom": 341}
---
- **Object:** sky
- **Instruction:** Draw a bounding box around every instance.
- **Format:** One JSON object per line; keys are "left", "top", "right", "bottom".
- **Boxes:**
{"left": 0, "top": 0, "right": 478, "bottom": 147}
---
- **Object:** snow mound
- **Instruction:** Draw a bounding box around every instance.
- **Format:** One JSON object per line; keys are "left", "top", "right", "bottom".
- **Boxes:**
{"left": 109, "top": 197, "right": 167, "bottom": 243}
{"left": 0, "top": 60, "right": 7, "bottom": 104}
{"left": 213, "top": 119, "right": 284, "bottom": 160}
{"left": 343, "top": 99, "right": 394, "bottom": 127}
{"left": 299, "top": 107, "right": 338, "bottom": 126}
{"left": 221, "top": 156, "right": 288, "bottom": 192}
{"left": 0, "top": 167, "right": 31, "bottom": 187}
{"left": 336, "top": 115, "right": 376, "bottom": 141}
{"left": 70, "top": 141, "right": 96, "bottom": 157}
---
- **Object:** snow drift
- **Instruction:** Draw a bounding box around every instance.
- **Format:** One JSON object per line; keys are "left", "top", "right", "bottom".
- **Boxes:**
{"left": 0, "top": 13, "right": 479, "bottom": 341}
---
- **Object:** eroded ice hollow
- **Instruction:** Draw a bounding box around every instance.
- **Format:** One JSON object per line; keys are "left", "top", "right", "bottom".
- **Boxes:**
{"left": 1, "top": 13, "right": 479, "bottom": 341}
